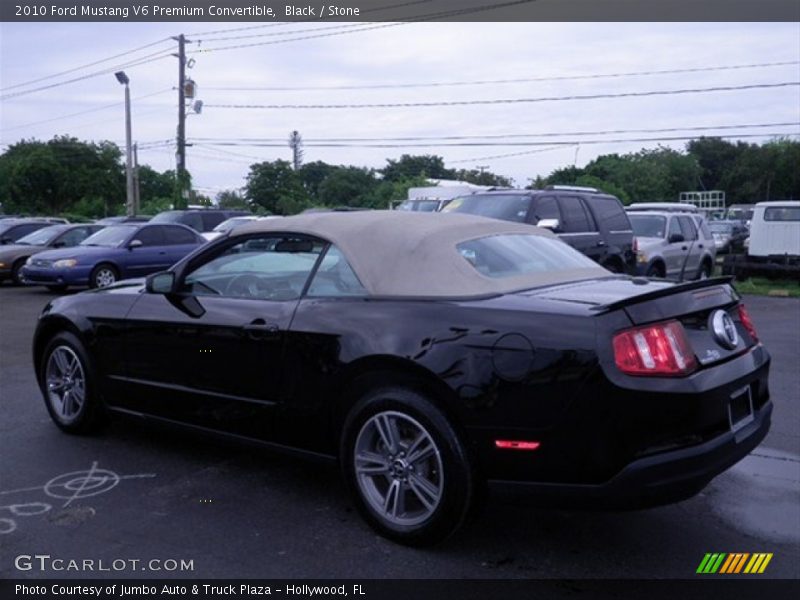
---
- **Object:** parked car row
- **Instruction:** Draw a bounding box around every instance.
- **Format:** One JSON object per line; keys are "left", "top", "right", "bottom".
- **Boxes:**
{"left": 0, "top": 209, "right": 265, "bottom": 291}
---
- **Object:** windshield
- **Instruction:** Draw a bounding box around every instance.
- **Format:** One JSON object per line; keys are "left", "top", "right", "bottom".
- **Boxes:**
{"left": 443, "top": 194, "right": 530, "bottom": 222}
{"left": 629, "top": 215, "right": 666, "bottom": 238}
{"left": 150, "top": 211, "right": 183, "bottom": 224}
{"left": 458, "top": 234, "right": 597, "bottom": 279}
{"left": 80, "top": 225, "right": 137, "bottom": 247}
{"left": 16, "top": 225, "right": 67, "bottom": 245}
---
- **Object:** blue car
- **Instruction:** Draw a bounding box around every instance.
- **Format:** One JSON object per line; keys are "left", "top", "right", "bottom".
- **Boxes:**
{"left": 21, "top": 223, "right": 205, "bottom": 290}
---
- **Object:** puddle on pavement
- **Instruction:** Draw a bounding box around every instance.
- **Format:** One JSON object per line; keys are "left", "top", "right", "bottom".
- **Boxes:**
{"left": 708, "top": 447, "right": 800, "bottom": 544}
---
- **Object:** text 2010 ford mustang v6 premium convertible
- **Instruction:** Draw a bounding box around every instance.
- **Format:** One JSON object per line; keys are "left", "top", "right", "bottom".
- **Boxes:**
{"left": 33, "top": 211, "right": 771, "bottom": 545}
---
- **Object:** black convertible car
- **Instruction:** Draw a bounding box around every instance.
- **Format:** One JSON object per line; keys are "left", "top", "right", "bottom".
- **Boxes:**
{"left": 33, "top": 212, "right": 771, "bottom": 545}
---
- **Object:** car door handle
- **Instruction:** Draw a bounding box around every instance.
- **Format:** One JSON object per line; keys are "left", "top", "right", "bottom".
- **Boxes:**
{"left": 596, "top": 240, "right": 606, "bottom": 247}
{"left": 681, "top": 246, "right": 688, "bottom": 251}
{"left": 242, "top": 319, "right": 280, "bottom": 339}
{"left": 698, "top": 244, "right": 703, "bottom": 248}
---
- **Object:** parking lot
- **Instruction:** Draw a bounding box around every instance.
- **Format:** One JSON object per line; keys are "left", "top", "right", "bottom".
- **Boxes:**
{"left": 0, "top": 285, "right": 798, "bottom": 579}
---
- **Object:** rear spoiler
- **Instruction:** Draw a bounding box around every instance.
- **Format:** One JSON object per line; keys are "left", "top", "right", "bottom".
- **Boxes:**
{"left": 591, "top": 276, "right": 735, "bottom": 313}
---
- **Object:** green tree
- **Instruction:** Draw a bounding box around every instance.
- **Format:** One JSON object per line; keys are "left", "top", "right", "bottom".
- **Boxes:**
{"left": 382, "top": 154, "right": 452, "bottom": 182}
{"left": 451, "top": 168, "right": 512, "bottom": 187}
{"left": 0, "top": 136, "right": 125, "bottom": 216}
{"left": 245, "top": 160, "right": 311, "bottom": 215}
{"left": 216, "top": 189, "right": 249, "bottom": 209}
{"left": 317, "top": 167, "right": 377, "bottom": 207}
{"left": 299, "top": 161, "right": 338, "bottom": 201}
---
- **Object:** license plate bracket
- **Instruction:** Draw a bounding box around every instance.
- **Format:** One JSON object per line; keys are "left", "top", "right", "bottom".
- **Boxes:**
{"left": 729, "top": 385, "right": 754, "bottom": 433}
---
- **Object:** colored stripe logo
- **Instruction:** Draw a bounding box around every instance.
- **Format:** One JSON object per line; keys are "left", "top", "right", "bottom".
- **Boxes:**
{"left": 697, "top": 553, "right": 773, "bottom": 574}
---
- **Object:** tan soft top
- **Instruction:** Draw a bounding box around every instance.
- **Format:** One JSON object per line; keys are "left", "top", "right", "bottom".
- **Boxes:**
{"left": 234, "top": 211, "right": 608, "bottom": 298}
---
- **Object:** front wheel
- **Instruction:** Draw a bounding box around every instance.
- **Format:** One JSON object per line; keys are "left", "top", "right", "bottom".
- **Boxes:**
{"left": 11, "top": 258, "right": 27, "bottom": 285}
{"left": 90, "top": 264, "right": 118, "bottom": 288}
{"left": 39, "top": 332, "right": 105, "bottom": 434}
{"left": 341, "top": 387, "right": 475, "bottom": 546}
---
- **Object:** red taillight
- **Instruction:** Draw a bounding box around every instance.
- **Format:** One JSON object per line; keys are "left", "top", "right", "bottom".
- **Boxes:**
{"left": 495, "top": 440, "right": 541, "bottom": 451}
{"left": 737, "top": 304, "right": 759, "bottom": 342}
{"left": 613, "top": 320, "right": 697, "bottom": 376}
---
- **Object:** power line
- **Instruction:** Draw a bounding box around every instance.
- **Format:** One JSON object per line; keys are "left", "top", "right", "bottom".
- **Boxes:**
{"left": 0, "top": 38, "right": 173, "bottom": 93}
{"left": 205, "top": 60, "right": 800, "bottom": 92}
{"left": 189, "top": 122, "right": 800, "bottom": 144}
{"left": 450, "top": 145, "right": 567, "bottom": 164}
{"left": 0, "top": 52, "right": 174, "bottom": 102}
{"left": 189, "top": 0, "right": 539, "bottom": 54}
{"left": 0, "top": 89, "right": 172, "bottom": 133}
{"left": 205, "top": 81, "right": 800, "bottom": 110}
{"left": 185, "top": 131, "right": 799, "bottom": 149}
{"left": 185, "top": 0, "right": 436, "bottom": 37}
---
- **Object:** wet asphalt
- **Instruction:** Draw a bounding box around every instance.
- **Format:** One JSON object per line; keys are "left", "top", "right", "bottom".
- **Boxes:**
{"left": 0, "top": 286, "right": 797, "bottom": 579}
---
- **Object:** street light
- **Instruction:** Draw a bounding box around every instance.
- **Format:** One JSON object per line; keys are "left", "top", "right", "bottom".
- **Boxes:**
{"left": 115, "top": 71, "right": 135, "bottom": 216}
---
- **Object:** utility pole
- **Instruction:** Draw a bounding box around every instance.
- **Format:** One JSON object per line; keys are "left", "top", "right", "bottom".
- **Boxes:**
{"left": 289, "top": 130, "right": 303, "bottom": 170}
{"left": 133, "top": 142, "right": 140, "bottom": 215}
{"left": 173, "top": 34, "right": 188, "bottom": 208}
{"left": 114, "top": 71, "right": 134, "bottom": 216}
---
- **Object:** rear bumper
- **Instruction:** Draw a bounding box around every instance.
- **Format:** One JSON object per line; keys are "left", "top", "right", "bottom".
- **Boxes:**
{"left": 488, "top": 400, "right": 772, "bottom": 509}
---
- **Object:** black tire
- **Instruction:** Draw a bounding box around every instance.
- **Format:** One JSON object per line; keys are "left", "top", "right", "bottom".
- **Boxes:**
{"left": 602, "top": 258, "right": 624, "bottom": 274}
{"left": 341, "top": 386, "right": 475, "bottom": 546}
{"left": 39, "top": 332, "right": 105, "bottom": 434}
{"left": 89, "top": 263, "right": 118, "bottom": 289}
{"left": 11, "top": 258, "right": 27, "bottom": 285}
{"left": 646, "top": 262, "right": 665, "bottom": 278}
{"left": 46, "top": 285, "right": 68, "bottom": 292}
{"left": 696, "top": 260, "right": 713, "bottom": 280}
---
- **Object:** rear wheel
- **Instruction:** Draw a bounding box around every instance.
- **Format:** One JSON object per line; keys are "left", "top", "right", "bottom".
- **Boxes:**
{"left": 90, "top": 263, "right": 118, "bottom": 288}
{"left": 39, "top": 332, "right": 105, "bottom": 434}
{"left": 697, "top": 260, "right": 713, "bottom": 280}
{"left": 11, "top": 258, "right": 28, "bottom": 285}
{"left": 341, "top": 387, "right": 475, "bottom": 546}
{"left": 646, "top": 262, "right": 665, "bottom": 278}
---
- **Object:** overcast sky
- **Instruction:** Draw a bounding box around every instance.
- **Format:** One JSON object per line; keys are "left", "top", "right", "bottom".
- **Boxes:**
{"left": 1, "top": 20, "right": 798, "bottom": 197}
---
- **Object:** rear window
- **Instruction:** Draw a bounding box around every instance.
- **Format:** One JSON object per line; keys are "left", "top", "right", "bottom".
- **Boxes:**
{"left": 457, "top": 234, "right": 597, "bottom": 279}
{"left": 444, "top": 194, "right": 530, "bottom": 223}
{"left": 764, "top": 207, "right": 800, "bottom": 221}
{"left": 629, "top": 215, "right": 666, "bottom": 238}
{"left": 589, "top": 196, "right": 630, "bottom": 231}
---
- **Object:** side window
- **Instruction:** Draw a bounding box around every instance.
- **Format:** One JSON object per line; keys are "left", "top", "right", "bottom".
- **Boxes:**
{"left": 184, "top": 235, "right": 324, "bottom": 300}
{"left": 558, "top": 196, "right": 594, "bottom": 233}
{"left": 56, "top": 227, "right": 91, "bottom": 247}
{"left": 306, "top": 245, "right": 367, "bottom": 297}
{"left": 131, "top": 227, "right": 165, "bottom": 247}
{"left": 201, "top": 212, "right": 226, "bottom": 231}
{"left": 590, "top": 196, "right": 630, "bottom": 231}
{"left": 163, "top": 225, "right": 200, "bottom": 245}
{"left": 678, "top": 216, "right": 698, "bottom": 241}
{"left": 11, "top": 224, "right": 43, "bottom": 240}
{"left": 668, "top": 217, "right": 683, "bottom": 240}
{"left": 696, "top": 218, "right": 712, "bottom": 240}
{"left": 530, "top": 196, "right": 561, "bottom": 225}
{"left": 181, "top": 213, "right": 204, "bottom": 232}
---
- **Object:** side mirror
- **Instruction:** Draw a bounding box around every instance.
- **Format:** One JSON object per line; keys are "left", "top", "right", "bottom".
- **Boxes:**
{"left": 0, "top": 237, "right": 12, "bottom": 245}
{"left": 128, "top": 239, "right": 143, "bottom": 250}
{"left": 668, "top": 233, "right": 685, "bottom": 244}
{"left": 52, "top": 241, "right": 66, "bottom": 248}
{"left": 146, "top": 271, "right": 176, "bottom": 295}
{"left": 536, "top": 218, "right": 560, "bottom": 231}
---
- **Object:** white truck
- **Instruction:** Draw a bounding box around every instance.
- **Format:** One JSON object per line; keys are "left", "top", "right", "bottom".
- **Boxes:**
{"left": 723, "top": 201, "right": 800, "bottom": 280}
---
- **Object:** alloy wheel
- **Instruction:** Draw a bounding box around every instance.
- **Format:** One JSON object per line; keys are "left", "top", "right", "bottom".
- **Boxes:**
{"left": 354, "top": 411, "right": 443, "bottom": 527}
{"left": 45, "top": 345, "right": 86, "bottom": 424}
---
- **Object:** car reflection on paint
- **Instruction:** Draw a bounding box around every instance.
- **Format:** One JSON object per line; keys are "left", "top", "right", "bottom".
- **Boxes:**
{"left": 32, "top": 211, "right": 771, "bottom": 545}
